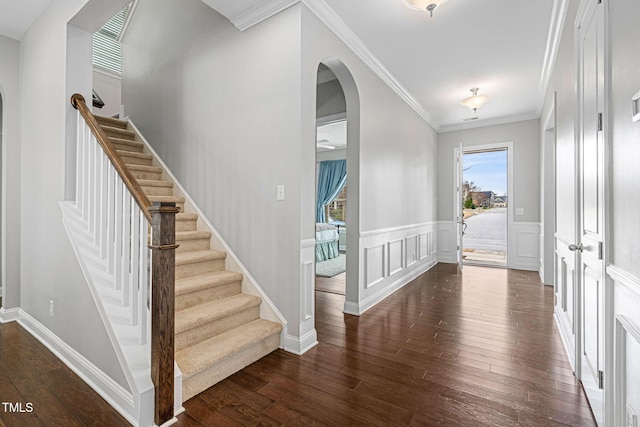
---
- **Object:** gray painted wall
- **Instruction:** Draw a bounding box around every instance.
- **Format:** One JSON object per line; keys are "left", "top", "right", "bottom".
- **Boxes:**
{"left": 122, "top": 0, "right": 438, "bottom": 339}
{"left": 0, "top": 35, "right": 21, "bottom": 309}
{"left": 18, "top": 0, "right": 132, "bottom": 390}
{"left": 437, "top": 119, "right": 541, "bottom": 223}
{"left": 540, "top": 0, "right": 579, "bottom": 247}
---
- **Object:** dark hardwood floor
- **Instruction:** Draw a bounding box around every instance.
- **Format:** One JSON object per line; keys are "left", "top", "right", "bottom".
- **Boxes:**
{"left": 0, "top": 321, "right": 130, "bottom": 426}
{"left": 0, "top": 264, "right": 596, "bottom": 426}
{"left": 176, "top": 264, "right": 596, "bottom": 426}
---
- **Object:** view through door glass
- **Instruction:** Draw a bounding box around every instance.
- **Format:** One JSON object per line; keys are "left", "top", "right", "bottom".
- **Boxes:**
{"left": 462, "top": 149, "right": 508, "bottom": 266}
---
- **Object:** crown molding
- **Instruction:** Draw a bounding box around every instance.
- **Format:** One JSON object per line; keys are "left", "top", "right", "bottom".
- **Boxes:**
{"left": 302, "top": 0, "right": 440, "bottom": 131}
{"left": 536, "top": 0, "right": 569, "bottom": 114}
{"left": 231, "top": 0, "right": 300, "bottom": 31}
{"left": 438, "top": 112, "right": 541, "bottom": 133}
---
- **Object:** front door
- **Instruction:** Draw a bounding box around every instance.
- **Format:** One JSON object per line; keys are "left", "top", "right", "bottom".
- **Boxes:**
{"left": 577, "top": 0, "right": 606, "bottom": 423}
{"left": 455, "top": 144, "right": 464, "bottom": 270}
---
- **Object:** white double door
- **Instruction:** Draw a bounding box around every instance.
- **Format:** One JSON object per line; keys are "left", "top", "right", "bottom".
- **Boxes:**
{"left": 555, "top": 0, "right": 607, "bottom": 424}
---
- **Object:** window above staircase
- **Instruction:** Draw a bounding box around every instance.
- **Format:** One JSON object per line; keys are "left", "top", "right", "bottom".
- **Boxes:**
{"left": 92, "top": 1, "right": 136, "bottom": 76}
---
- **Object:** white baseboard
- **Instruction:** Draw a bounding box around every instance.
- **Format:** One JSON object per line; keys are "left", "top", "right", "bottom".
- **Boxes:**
{"left": 0, "top": 307, "right": 19, "bottom": 323}
{"left": 16, "top": 310, "right": 139, "bottom": 427}
{"left": 283, "top": 329, "right": 318, "bottom": 355}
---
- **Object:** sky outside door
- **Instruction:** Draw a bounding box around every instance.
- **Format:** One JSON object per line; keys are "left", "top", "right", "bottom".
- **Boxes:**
{"left": 462, "top": 149, "right": 508, "bottom": 266}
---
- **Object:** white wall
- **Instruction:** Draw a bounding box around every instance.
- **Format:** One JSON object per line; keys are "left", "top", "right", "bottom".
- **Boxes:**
{"left": 18, "top": 0, "right": 130, "bottom": 391}
{"left": 0, "top": 35, "right": 21, "bottom": 311}
{"left": 92, "top": 69, "right": 121, "bottom": 118}
{"left": 437, "top": 119, "right": 541, "bottom": 269}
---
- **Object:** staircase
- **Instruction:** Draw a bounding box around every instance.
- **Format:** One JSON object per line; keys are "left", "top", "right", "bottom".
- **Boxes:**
{"left": 94, "top": 115, "right": 282, "bottom": 402}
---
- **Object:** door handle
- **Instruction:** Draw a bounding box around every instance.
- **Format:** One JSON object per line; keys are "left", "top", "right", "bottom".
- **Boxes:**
{"left": 462, "top": 221, "right": 468, "bottom": 235}
{"left": 568, "top": 243, "right": 583, "bottom": 252}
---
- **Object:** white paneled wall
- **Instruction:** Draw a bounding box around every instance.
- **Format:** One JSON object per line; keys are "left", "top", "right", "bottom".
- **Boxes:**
{"left": 437, "top": 220, "right": 540, "bottom": 270}
{"left": 608, "top": 266, "right": 640, "bottom": 427}
{"left": 344, "top": 222, "right": 438, "bottom": 315}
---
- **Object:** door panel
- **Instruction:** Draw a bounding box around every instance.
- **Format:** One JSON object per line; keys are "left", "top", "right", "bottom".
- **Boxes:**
{"left": 577, "top": 0, "right": 605, "bottom": 424}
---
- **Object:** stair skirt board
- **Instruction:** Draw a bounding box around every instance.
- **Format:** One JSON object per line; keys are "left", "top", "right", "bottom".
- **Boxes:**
{"left": 93, "top": 115, "right": 284, "bottom": 402}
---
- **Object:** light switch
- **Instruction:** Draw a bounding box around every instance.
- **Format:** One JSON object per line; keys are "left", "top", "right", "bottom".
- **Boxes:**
{"left": 277, "top": 185, "right": 285, "bottom": 201}
{"left": 515, "top": 207, "right": 524, "bottom": 216}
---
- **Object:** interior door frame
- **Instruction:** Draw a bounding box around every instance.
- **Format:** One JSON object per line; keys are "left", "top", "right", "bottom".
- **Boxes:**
{"left": 454, "top": 141, "right": 513, "bottom": 268}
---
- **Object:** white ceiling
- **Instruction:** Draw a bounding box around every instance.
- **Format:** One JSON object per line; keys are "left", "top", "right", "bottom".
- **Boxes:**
{"left": 1, "top": 0, "right": 560, "bottom": 132}
{"left": 214, "top": 0, "right": 560, "bottom": 132}
{"left": 317, "top": 120, "right": 347, "bottom": 152}
{"left": 0, "top": 0, "right": 54, "bottom": 40}
{"left": 322, "top": 0, "right": 558, "bottom": 131}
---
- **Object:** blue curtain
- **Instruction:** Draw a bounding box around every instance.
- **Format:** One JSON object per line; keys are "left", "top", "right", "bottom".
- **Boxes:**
{"left": 316, "top": 160, "right": 347, "bottom": 223}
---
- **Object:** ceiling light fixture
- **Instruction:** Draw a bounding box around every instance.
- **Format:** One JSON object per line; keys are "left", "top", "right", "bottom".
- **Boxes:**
{"left": 460, "top": 88, "right": 489, "bottom": 113}
{"left": 403, "top": 0, "right": 449, "bottom": 17}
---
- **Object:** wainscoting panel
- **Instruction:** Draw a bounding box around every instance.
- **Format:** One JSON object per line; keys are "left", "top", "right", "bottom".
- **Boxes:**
{"left": 350, "top": 222, "right": 437, "bottom": 315}
{"left": 437, "top": 221, "right": 456, "bottom": 263}
{"left": 405, "top": 235, "right": 418, "bottom": 268}
{"left": 509, "top": 222, "right": 540, "bottom": 271}
{"left": 387, "top": 239, "right": 404, "bottom": 276}
{"left": 419, "top": 233, "right": 429, "bottom": 260}
{"left": 610, "top": 265, "right": 640, "bottom": 427}
{"left": 554, "top": 233, "right": 576, "bottom": 370}
{"left": 365, "top": 244, "right": 386, "bottom": 288}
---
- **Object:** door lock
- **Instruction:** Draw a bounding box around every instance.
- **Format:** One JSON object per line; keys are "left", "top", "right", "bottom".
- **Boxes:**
{"left": 568, "top": 243, "right": 584, "bottom": 252}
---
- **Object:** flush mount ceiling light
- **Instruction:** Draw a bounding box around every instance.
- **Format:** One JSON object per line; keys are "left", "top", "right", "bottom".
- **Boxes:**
{"left": 460, "top": 88, "right": 489, "bottom": 113}
{"left": 403, "top": 0, "right": 449, "bottom": 17}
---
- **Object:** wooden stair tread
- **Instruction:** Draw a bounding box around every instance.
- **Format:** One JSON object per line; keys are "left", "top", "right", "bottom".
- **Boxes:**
{"left": 176, "top": 271, "right": 243, "bottom": 297}
{"left": 175, "top": 293, "right": 260, "bottom": 334}
{"left": 176, "top": 319, "right": 282, "bottom": 378}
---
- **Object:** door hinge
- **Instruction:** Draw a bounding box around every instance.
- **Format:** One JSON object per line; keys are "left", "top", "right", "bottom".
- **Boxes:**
{"left": 598, "top": 241, "right": 603, "bottom": 260}
{"left": 597, "top": 112, "right": 603, "bottom": 131}
{"left": 598, "top": 370, "right": 604, "bottom": 389}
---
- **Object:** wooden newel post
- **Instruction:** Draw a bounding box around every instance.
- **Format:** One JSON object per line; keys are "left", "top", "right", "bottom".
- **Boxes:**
{"left": 149, "top": 202, "right": 180, "bottom": 426}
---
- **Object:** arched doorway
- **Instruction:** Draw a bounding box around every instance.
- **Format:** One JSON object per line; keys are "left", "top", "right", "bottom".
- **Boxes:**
{"left": 313, "top": 59, "right": 360, "bottom": 317}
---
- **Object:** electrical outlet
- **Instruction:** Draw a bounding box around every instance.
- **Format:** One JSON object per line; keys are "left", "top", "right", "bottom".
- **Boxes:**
{"left": 515, "top": 207, "right": 525, "bottom": 215}
{"left": 49, "top": 300, "right": 54, "bottom": 317}
{"left": 628, "top": 403, "right": 637, "bottom": 427}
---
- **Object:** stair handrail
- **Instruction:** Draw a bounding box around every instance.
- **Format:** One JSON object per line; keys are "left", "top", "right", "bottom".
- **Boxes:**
{"left": 71, "top": 93, "right": 177, "bottom": 425}
{"left": 71, "top": 93, "right": 152, "bottom": 221}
